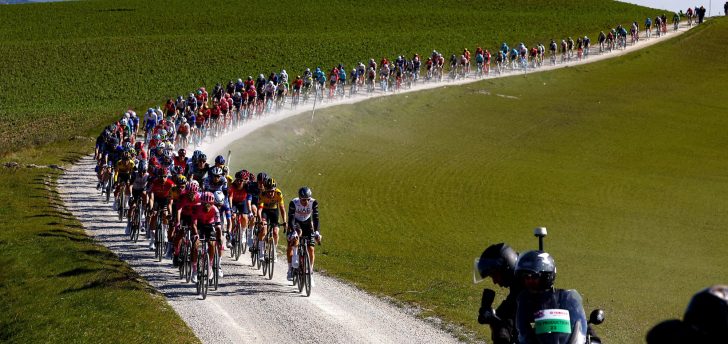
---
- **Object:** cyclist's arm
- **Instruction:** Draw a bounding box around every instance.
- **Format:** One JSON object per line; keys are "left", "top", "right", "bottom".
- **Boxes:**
{"left": 278, "top": 197, "right": 286, "bottom": 224}
{"left": 287, "top": 200, "right": 296, "bottom": 230}
{"left": 311, "top": 199, "right": 320, "bottom": 231}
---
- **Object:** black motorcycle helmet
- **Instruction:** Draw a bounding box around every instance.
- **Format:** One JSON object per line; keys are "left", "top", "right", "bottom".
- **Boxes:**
{"left": 514, "top": 250, "right": 556, "bottom": 293}
{"left": 474, "top": 243, "right": 517, "bottom": 286}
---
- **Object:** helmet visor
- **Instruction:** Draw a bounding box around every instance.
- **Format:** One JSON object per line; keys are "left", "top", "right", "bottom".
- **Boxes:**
{"left": 473, "top": 258, "right": 487, "bottom": 284}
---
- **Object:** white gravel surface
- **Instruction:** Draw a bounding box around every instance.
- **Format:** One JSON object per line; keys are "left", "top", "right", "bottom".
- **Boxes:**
{"left": 58, "top": 24, "right": 692, "bottom": 344}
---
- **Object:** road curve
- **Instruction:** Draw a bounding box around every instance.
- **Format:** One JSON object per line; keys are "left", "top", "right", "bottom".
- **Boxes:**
{"left": 59, "top": 23, "right": 694, "bottom": 344}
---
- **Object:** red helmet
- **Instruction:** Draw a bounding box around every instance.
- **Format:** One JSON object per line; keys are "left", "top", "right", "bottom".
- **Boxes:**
{"left": 186, "top": 183, "right": 199, "bottom": 194}
{"left": 135, "top": 141, "right": 143, "bottom": 150}
{"left": 201, "top": 192, "right": 214, "bottom": 205}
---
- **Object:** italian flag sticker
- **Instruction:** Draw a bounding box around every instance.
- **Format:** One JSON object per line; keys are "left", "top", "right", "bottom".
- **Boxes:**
{"left": 534, "top": 309, "right": 571, "bottom": 334}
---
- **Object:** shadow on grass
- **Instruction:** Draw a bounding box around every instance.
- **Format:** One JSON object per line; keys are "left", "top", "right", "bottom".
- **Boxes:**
{"left": 36, "top": 229, "right": 92, "bottom": 243}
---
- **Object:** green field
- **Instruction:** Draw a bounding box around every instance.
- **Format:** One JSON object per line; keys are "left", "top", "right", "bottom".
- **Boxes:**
{"left": 0, "top": 0, "right": 659, "bottom": 155}
{"left": 227, "top": 19, "right": 728, "bottom": 343}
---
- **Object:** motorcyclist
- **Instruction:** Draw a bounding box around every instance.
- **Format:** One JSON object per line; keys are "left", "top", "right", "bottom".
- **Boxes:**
{"left": 646, "top": 285, "right": 728, "bottom": 343}
{"left": 474, "top": 243, "right": 521, "bottom": 344}
{"left": 514, "top": 250, "right": 600, "bottom": 344}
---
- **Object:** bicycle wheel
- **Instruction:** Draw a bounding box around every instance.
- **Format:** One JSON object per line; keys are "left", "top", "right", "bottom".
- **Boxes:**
{"left": 229, "top": 222, "right": 237, "bottom": 259}
{"left": 303, "top": 250, "right": 312, "bottom": 296}
{"left": 196, "top": 252, "right": 203, "bottom": 294}
{"left": 105, "top": 178, "right": 112, "bottom": 203}
{"left": 267, "top": 239, "right": 274, "bottom": 280}
{"left": 234, "top": 226, "right": 242, "bottom": 261}
{"left": 156, "top": 219, "right": 164, "bottom": 262}
{"left": 258, "top": 238, "right": 270, "bottom": 276}
{"left": 297, "top": 249, "right": 305, "bottom": 293}
{"left": 251, "top": 237, "right": 257, "bottom": 267}
{"left": 120, "top": 192, "right": 127, "bottom": 222}
{"left": 184, "top": 240, "right": 192, "bottom": 283}
{"left": 201, "top": 249, "right": 209, "bottom": 300}
{"left": 241, "top": 226, "right": 248, "bottom": 255}
{"left": 130, "top": 208, "right": 139, "bottom": 242}
{"left": 213, "top": 249, "right": 219, "bottom": 291}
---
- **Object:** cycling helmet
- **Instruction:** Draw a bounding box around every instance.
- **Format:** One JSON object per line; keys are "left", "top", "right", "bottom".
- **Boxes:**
{"left": 515, "top": 250, "right": 556, "bottom": 292}
{"left": 264, "top": 177, "right": 277, "bottom": 190}
{"left": 198, "top": 153, "right": 207, "bottom": 162}
{"left": 215, "top": 155, "right": 225, "bottom": 165}
{"left": 159, "top": 167, "right": 170, "bottom": 177}
{"left": 134, "top": 142, "right": 143, "bottom": 150}
{"left": 175, "top": 174, "right": 187, "bottom": 186}
{"left": 123, "top": 142, "right": 133, "bottom": 150}
{"left": 234, "top": 170, "right": 250, "bottom": 180}
{"left": 474, "top": 243, "right": 518, "bottom": 284}
{"left": 683, "top": 285, "right": 728, "bottom": 342}
{"left": 298, "top": 186, "right": 312, "bottom": 199}
{"left": 181, "top": 117, "right": 187, "bottom": 124}
{"left": 201, "top": 192, "right": 214, "bottom": 205}
{"left": 235, "top": 92, "right": 241, "bottom": 97}
{"left": 305, "top": 68, "right": 310, "bottom": 73}
{"left": 160, "top": 129, "right": 168, "bottom": 138}
{"left": 153, "top": 134, "right": 161, "bottom": 141}
{"left": 178, "top": 148, "right": 186, "bottom": 156}
{"left": 186, "top": 182, "right": 199, "bottom": 194}
{"left": 106, "top": 137, "right": 118, "bottom": 146}
{"left": 213, "top": 190, "right": 225, "bottom": 205}
{"left": 237, "top": 78, "right": 243, "bottom": 83}
{"left": 210, "top": 166, "right": 224, "bottom": 177}
{"left": 189, "top": 93, "right": 194, "bottom": 98}
{"left": 256, "top": 172, "right": 268, "bottom": 183}
{"left": 258, "top": 74, "right": 265, "bottom": 79}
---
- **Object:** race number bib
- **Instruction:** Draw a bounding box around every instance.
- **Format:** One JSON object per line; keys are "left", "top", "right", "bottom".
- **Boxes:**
{"left": 534, "top": 309, "right": 571, "bottom": 335}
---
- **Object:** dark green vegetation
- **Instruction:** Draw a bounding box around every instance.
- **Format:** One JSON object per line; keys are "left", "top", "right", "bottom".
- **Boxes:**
{"left": 229, "top": 19, "right": 728, "bottom": 343}
{"left": 0, "top": 0, "right": 659, "bottom": 155}
{"left": 0, "top": 165, "right": 198, "bottom": 343}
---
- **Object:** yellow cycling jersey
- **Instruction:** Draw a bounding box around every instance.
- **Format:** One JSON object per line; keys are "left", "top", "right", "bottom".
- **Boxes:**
{"left": 115, "top": 160, "right": 135, "bottom": 174}
{"left": 260, "top": 188, "right": 284, "bottom": 210}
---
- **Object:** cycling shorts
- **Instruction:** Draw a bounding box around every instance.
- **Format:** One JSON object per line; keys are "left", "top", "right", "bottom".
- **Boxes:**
{"left": 181, "top": 214, "right": 193, "bottom": 227}
{"left": 118, "top": 172, "right": 131, "bottom": 184}
{"left": 154, "top": 197, "right": 169, "bottom": 210}
{"left": 233, "top": 201, "right": 250, "bottom": 215}
{"left": 131, "top": 188, "right": 145, "bottom": 200}
{"left": 292, "top": 219, "right": 314, "bottom": 240}
{"left": 262, "top": 209, "right": 279, "bottom": 227}
{"left": 198, "top": 223, "right": 216, "bottom": 241}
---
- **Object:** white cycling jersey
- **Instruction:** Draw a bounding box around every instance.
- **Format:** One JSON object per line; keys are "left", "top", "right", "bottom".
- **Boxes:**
{"left": 132, "top": 173, "right": 149, "bottom": 191}
{"left": 292, "top": 197, "right": 317, "bottom": 222}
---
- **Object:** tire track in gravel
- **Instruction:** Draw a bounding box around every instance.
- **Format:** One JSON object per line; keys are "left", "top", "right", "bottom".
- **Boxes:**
{"left": 59, "top": 24, "right": 693, "bottom": 344}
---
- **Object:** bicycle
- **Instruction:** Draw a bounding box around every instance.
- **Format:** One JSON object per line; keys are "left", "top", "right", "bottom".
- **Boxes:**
{"left": 195, "top": 230, "right": 219, "bottom": 299}
{"left": 292, "top": 232, "right": 319, "bottom": 296}
{"left": 115, "top": 180, "right": 129, "bottom": 222}
{"left": 128, "top": 194, "right": 143, "bottom": 243}
{"left": 150, "top": 205, "right": 168, "bottom": 262}
{"left": 261, "top": 221, "right": 279, "bottom": 280}
{"left": 178, "top": 224, "right": 192, "bottom": 281}
{"left": 100, "top": 164, "right": 113, "bottom": 203}
{"left": 229, "top": 209, "right": 247, "bottom": 261}
{"left": 250, "top": 220, "right": 262, "bottom": 269}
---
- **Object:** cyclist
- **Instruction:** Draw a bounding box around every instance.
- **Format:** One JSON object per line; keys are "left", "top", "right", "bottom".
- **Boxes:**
{"left": 229, "top": 170, "right": 253, "bottom": 247}
{"left": 191, "top": 192, "right": 223, "bottom": 282}
{"left": 146, "top": 167, "right": 175, "bottom": 251}
{"left": 646, "top": 16, "right": 653, "bottom": 38}
{"left": 286, "top": 187, "right": 321, "bottom": 284}
{"left": 113, "top": 150, "right": 135, "bottom": 211}
{"left": 127, "top": 160, "right": 149, "bottom": 235}
{"left": 173, "top": 182, "right": 200, "bottom": 267}
{"left": 256, "top": 177, "right": 286, "bottom": 262}
{"left": 212, "top": 155, "right": 229, "bottom": 177}
{"left": 213, "top": 190, "right": 232, "bottom": 252}
{"left": 672, "top": 12, "right": 680, "bottom": 31}
{"left": 187, "top": 153, "right": 209, "bottom": 185}
{"left": 173, "top": 149, "right": 188, "bottom": 175}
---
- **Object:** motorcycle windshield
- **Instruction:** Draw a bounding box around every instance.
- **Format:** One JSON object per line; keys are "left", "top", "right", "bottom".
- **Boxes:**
{"left": 517, "top": 289, "right": 588, "bottom": 344}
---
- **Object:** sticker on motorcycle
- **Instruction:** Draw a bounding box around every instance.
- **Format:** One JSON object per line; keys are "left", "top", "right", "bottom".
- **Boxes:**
{"left": 534, "top": 309, "right": 571, "bottom": 334}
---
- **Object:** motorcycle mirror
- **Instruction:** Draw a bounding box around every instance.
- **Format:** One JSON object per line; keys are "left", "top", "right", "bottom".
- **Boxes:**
{"left": 589, "top": 309, "right": 605, "bottom": 325}
{"left": 534, "top": 227, "right": 547, "bottom": 250}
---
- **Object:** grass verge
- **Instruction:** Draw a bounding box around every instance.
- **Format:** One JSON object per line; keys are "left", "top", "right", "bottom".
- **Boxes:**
{"left": 226, "top": 18, "right": 728, "bottom": 343}
{"left": 0, "top": 163, "right": 198, "bottom": 343}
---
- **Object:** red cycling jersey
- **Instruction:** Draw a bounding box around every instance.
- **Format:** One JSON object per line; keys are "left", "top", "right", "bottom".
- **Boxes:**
{"left": 193, "top": 204, "right": 221, "bottom": 225}
{"left": 178, "top": 192, "right": 200, "bottom": 216}
{"left": 148, "top": 178, "right": 175, "bottom": 199}
{"left": 228, "top": 181, "right": 249, "bottom": 203}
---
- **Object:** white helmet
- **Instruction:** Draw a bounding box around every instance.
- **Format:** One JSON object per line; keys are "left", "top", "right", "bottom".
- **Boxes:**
{"left": 213, "top": 190, "right": 225, "bottom": 205}
{"left": 281, "top": 69, "right": 287, "bottom": 75}
{"left": 124, "top": 112, "right": 130, "bottom": 119}
{"left": 181, "top": 117, "right": 187, "bottom": 124}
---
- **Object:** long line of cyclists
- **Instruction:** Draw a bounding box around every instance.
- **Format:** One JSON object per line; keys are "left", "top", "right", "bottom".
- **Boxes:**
{"left": 91, "top": 14, "right": 685, "bottom": 299}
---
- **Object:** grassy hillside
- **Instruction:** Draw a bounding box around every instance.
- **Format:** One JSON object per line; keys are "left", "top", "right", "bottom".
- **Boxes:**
{"left": 0, "top": 0, "right": 660, "bottom": 155}
{"left": 227, "top": 19, "right": 728, "bottom": 342}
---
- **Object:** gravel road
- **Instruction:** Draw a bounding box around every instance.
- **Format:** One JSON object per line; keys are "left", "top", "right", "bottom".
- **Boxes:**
{"left": 58, "top": 24, "right": 692, "bottom": 344}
